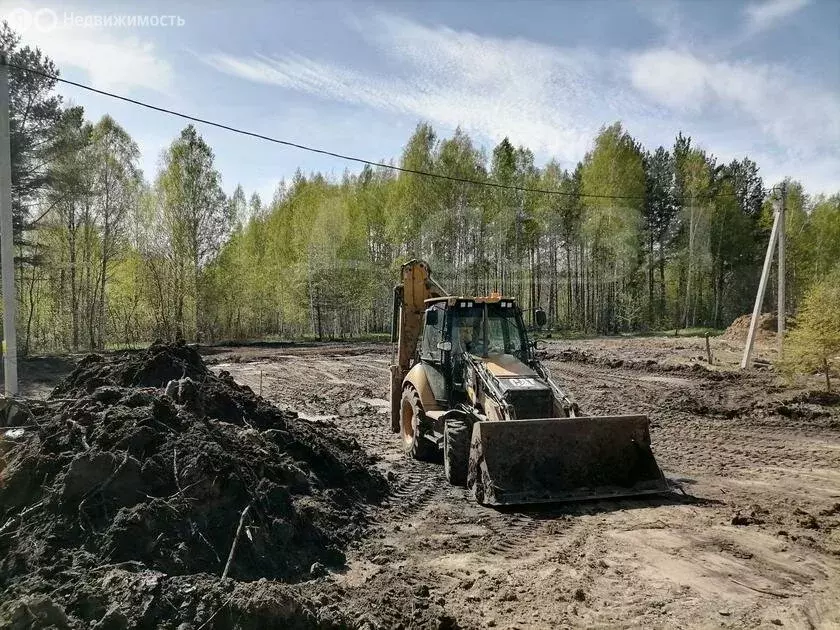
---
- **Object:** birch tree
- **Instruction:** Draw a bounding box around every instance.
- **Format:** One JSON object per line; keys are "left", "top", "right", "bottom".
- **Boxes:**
{"left": 154, "top": 125, "right": 230, "bottom": 340}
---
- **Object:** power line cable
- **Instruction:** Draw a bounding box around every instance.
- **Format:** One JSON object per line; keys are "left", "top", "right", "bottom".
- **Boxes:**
{"left": 3, "top": 59, "right": 763, "bottom": 202}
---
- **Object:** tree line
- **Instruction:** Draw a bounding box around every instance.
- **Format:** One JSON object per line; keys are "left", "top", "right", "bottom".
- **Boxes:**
{"left": 3, "top": 22, "right": 839, "bottom": 353}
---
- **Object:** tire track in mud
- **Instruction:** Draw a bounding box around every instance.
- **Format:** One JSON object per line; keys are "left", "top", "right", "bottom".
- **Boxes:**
{"left": 381, "top": 465, "right": 450, "bottom": 520}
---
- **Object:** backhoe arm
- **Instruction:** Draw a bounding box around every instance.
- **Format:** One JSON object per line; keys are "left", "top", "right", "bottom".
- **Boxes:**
{"left": 389, "top": 260, "right": 441, "bottom": 432}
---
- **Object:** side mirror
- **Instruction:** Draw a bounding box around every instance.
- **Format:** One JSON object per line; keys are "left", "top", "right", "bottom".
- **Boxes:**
{"left": 425, "top": 308, "right": 439, "bottom": 326}
{"left": 535, "top": 308, "right": 547, "bottom": 327}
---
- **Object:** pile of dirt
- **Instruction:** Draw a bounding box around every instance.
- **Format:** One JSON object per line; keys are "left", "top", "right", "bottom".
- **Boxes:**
{"left": 50, "top": 342, "right": 209, "bottom": 399}
{"left": 0, "top": 342, "right": 388, "bottom": 629}
{"left": 720, "top": 313, "right": 778, "bottom": 343}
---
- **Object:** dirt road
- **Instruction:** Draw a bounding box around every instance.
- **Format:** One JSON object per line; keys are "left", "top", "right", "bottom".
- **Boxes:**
{"left": 204, "top": 336, "right": 840, "bottom": 629}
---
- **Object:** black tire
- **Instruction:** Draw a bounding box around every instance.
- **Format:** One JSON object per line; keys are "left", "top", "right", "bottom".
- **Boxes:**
{"left": 444, "top": 418, "right": 470, "bottom": 487}
{"left": 400, "top": 386, "right": 436, "bottom": 461}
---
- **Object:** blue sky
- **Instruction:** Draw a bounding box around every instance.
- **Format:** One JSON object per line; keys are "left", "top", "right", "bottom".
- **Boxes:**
{"left": 4, "top": 0, "right": 839, "bottom": 201}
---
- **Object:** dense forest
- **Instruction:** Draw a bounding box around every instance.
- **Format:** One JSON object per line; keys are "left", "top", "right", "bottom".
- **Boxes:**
{"left": 3, "top": 22, "right": 839, "bottom": 353}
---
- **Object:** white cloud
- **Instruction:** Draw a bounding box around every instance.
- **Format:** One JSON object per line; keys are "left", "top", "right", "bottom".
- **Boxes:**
{"left": 744, "top": 0, "right": 810, "bottom": 34}
{"left": 627, "top": 50, "right": 710, "bottom": 111}
{"left": 203, "top": 15, "right": 640, "bottom": 163}
{"left": 751, "top": 151, "right": 840, "bottom": 193}
{"left": 627, "top": 48, "right": 840, "bottom": 157}
{"left": 1, "top": 3, "right": 173, "bottom": 93}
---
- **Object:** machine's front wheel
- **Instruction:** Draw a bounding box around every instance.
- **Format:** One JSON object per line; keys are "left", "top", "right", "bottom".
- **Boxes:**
{"left": 400, "top": 386, "right": 436, "bottom": 461}
{"left": 444, "top": 418, "right": 470, "bottom": 486}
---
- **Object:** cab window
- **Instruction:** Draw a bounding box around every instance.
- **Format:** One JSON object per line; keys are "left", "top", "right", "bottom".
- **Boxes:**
{"left": 420, "top": 305, "right": 445, "bottom": 361}
{"left": 450, "top": 303, "right": 524, "bottom": 358}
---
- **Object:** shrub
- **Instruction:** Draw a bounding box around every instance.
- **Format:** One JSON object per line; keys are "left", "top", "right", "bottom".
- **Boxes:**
{"left": 782, "top": 265, "right": 840, "bottom": 391}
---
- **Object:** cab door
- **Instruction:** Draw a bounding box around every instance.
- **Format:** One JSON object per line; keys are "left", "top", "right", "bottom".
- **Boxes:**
{"left": 420, "top": 304, "right": 448, "bottom": 404}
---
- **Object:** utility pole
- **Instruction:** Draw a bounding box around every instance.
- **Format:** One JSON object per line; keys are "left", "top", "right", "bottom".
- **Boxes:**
{"left": 777, "top": 182, "right": 786, "bottom": 351}
{"left": 741, "top": 188, "right": 782, "bottom": 369}
{"left": 0, "top": 56, "right": 18, "bottom": 396}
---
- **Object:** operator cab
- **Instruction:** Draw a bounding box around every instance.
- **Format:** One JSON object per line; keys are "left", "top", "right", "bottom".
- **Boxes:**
{"left": 418, "top": 295, "right": 545, "bottom": 406}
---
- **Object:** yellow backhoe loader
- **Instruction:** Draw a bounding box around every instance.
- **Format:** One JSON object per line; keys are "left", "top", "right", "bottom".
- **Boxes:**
{"left": 389, "top": 259, "right": 669, "bottom": 506}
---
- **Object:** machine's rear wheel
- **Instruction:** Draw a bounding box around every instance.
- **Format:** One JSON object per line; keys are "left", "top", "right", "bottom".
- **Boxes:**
{"left": 444, "top": 418, "right": 470, "bottom": 487}
{"left": 400, "top": 386, "right": 436, "bottom": 461}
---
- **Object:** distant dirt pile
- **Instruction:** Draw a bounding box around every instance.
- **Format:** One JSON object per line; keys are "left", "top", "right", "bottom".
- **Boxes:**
{"left": 721, "top": 313, "right": 778, "bottom": 343}
{"left": 0, "top": 342, "right": 388, "bottom": 629}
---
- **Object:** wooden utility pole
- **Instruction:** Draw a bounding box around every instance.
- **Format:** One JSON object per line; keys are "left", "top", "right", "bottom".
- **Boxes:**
{"left": 0, "top": 56, "right": 18, "bottom": 396}
{"left": 741, "top": 188, "right": 783, "bottom": 369}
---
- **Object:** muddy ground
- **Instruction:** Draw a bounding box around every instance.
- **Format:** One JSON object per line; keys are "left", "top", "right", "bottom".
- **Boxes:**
{"left": 200, "top": 335, "right": 839, "bottom": 629}
{"left": 4, "top": 334, "right": 838, "bottom": 629}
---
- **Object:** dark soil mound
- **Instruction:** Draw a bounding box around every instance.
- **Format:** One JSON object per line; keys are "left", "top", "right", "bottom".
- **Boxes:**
{"left": 50, "top": 342, "right": 209, "bottom": 398}
{"left": 0, "top": 342, "right": 388, "bottom": 629}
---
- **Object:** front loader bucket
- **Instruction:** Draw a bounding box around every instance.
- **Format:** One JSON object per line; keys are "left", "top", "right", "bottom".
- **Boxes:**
{"left": 467, "top": 415, "right": 668, "bottom": 506}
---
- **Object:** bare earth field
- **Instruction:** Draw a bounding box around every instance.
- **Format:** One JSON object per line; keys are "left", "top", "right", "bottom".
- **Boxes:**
{"left": 199, "top": 335, "right": 840, "bottom": 630}
{"left": 7, "top": 335, "right": 837, "bottom": 629}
